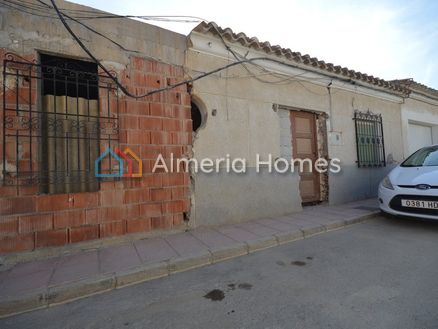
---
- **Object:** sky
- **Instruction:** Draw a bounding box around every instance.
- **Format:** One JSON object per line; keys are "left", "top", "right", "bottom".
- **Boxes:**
{"left": 70, "top": 0, "right": 438, "bottom": 89}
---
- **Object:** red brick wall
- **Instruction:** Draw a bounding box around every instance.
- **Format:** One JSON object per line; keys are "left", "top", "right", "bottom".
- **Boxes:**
{"left": 0, "top": 51, "right": 192, "bottom": 253}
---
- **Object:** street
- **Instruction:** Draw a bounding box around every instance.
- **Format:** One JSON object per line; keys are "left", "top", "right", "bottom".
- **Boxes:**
{"left": 2, "top": 215, "right": 438, "bottom": 329}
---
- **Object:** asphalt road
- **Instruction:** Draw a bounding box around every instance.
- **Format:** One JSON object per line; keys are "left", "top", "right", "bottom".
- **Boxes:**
{"left": 2, "top": 215, "right": 438, "bottom": 329}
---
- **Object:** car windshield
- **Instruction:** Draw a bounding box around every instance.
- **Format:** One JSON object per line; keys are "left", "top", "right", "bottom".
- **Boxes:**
{"left": 401, "top": 146, "right": 438, "bottom": 167}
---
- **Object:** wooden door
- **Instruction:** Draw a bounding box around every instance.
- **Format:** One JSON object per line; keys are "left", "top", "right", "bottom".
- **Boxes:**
{"left": 290, "top": 111, "right": 320, "bottom": 203}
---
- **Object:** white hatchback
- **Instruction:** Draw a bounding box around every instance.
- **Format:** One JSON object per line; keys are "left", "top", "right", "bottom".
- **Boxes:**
{"left": 378, "top": 145, "right": 438, "bottom": 220}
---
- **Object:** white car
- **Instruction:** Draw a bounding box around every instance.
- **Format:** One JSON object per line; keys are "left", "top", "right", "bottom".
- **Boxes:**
{"left": 379, "top": 145, "right": 438, "bottom": 220}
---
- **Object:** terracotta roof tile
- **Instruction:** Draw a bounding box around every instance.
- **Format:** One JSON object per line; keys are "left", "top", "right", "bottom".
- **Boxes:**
{"left": 192, "top": 21, "right": 418, "bottom": 95}
{"left": 391, "top": 79, "right": 438, "bottom": 100}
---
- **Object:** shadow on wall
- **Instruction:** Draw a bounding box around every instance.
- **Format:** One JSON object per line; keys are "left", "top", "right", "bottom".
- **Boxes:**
{"left": 329, "top": 162, "right": 396, "bottom": 205}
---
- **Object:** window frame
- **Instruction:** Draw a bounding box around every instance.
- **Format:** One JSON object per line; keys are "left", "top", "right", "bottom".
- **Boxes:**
{"left": 353, "top": 110, "right": 386, "bottom": 168}
{"left": 2, "top": 52, "right": 119, "bottom": 192}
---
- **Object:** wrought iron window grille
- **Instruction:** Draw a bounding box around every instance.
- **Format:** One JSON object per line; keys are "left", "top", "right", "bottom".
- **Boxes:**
{"left": 353, "top": 110, "right": 386, "bottom": 168}
{"left": 2, "top": 52, "right": 119, "bottom": 193}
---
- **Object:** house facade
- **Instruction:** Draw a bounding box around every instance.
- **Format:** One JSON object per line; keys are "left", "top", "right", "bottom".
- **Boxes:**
{"left": 1, "top": 2, "right": 438, "bottom": 254}
{"left": 0, "top": 1, "right": 191, "bottom": 253}
{"left": 391, "top": 80, "right": 438, "bottom": 157}
{"left": 186, "top": 22, "right": 438, "bottom": 226}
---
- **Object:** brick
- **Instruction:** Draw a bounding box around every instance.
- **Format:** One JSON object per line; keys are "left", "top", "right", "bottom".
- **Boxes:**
{"left": 183, "top": 199, "right": 191, "bottom": 212}
{"left": 70, "top": 192, "right": 99, "bottom": 208}
{"left": 171, "top": 186, "right": 189, "bottom": 200}
{"left": 126, "top": 204, "right": 141, "bottom": 218}
{"left": 162, "top": 119, "right": 182, "bottom": 131}
{"left": 69, "top": 225, "right": 99, "bottom": 243}
{"left": 151, "top": 188, "right": 172, "bottom": 201}
{"left": 125, "top": 100, "right": 149, "bottom": 115}
{"left": 182, "top": 119, "right": 193, "bottom": 132}
{"left": 0, "top": 216, "right": 18, "bottom": 236}
{"left": 140, "top": 203, "right": 162, "bottom": 217}
{"left": 133, "top": 71, "right": 148, "bottom": 86}
{"left": 54, "top": 210, "right": 86, "bottom": 229}
{"left": 98, "top": 206, "right": 126, "bottom": 222}
{"left": 131, "top": 56, "right": 150, "bottom": 70}
{"left": 99, "top": 221, "right": 126, "bottom": 238}
{"left": 0, "top": 234, "right": 34, "bottom": 253}
{"left": 172, "top": 132, "right": 191, "bottom": 145}
{"left": 150, "top": 131, "right": 171, "bottom": 145}
{"left": 36, "top": 229, "right": 68, "bottom": 248}
{"left": 157, "top": 63, "right": 172, "bottom": 75}
{"left": 0, "top": 196, "right": 35, "bottom": 215}
{"left": 163, "top": 104, "right": 175, "bottom": 118}
{"left": 126, "top": 130, "right": 151, "bottom": 144}
{"left": 173, "top": 214, "right": 184, "bottom": 226}
{"left": 149, "top": 103, "right": 164, "bottom": 116}
{"left": 140, "top": 145, "right": 162, "bottom": 159}
{"left": 85, "top": 208, "right": 99, "bottom": 224}
{"left": 120, "top": 115, "right": 139, "bottom": 129}
{"left": 36, "top": 194, "right": 70, "bottom": 212}
{"left": 161, "top": 146, "right": 183, "bottom": 158}
{"left": 18, "top": 185, "right": 39, "bottom": 196}
{"left": 162, "top": 173, "right": 186, "bottom": 186}
{"left": 0, "top": 186, "right": 17, "bottom": 197}
{"left": 19, "top": 213, "right": 53, "bottom": 233}
{"left": 165, "top": 92, "right": 181, "bottom": 105}
{"left": 122, "top": 179, "right": 143, "bottom": 189}
{"left": 138, "top": 117, "right": 162, "bottom": 130}
{"left": 162, "top": 200, "right": 184, "bottom": 214}
{"left": 180, "top": 93, "right": 191, "bottom": 106}
{"left": 145, "top": 75, "right": 162, "bottom": 89}
{"left": 151, "top": 216, "right": 173, "bottom": 230}
{"left": 126, "top": 217, "right": 151, "bottom": 234}
{"left": 100, "top": 181, "right": 115, "bottom": 190}
{"left": 124, "top": 188, "right": 151, "bottom": 204}
{"left": 141, "top": 174, "right": 162, "bottom": 188}
{"left": 100, "top": 190, "right": 124, "bottom": 206}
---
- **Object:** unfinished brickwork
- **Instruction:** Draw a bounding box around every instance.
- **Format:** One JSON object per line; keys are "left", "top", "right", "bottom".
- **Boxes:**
{"left": 0, "top": 49, "right": 192, "bottom": 253}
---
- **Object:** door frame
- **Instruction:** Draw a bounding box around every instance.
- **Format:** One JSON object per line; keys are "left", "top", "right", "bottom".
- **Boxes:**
{"left": 290, "top": 110, "right": 321, "bottom": 204}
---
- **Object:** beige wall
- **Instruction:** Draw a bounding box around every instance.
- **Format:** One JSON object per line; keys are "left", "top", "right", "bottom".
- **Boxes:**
{"left": 187, "top": 31, "right": 405, "bottom": 226}
{"left": 400, "top": 96, "right": 438, "bottom": 158}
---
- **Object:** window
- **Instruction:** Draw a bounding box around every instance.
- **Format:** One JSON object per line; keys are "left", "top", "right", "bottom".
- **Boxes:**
{"left": 2, "top": 52, "right": 119, "bottom": 193}
{"left": 401, "top": 145, "right": 438, "bottom": 167}
{"left": 353, "top": 110, "right": 386, "bottom": 167}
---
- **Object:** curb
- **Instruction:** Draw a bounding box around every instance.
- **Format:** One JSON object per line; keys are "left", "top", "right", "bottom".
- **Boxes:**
{"left": 0, "top": 211, "right": 379, "bottom": 318}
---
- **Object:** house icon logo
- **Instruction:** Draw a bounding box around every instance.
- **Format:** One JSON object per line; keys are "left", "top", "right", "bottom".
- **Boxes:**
{"left": 95, "top": 147, "right": 142, "bottom": 178}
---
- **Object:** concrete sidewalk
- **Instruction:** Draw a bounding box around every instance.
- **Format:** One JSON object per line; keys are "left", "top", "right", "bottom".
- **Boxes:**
{"left": 0, "top": 199, "right": 379, "bottom": 318}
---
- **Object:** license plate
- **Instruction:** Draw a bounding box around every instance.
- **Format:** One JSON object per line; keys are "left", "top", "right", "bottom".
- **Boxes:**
{"left": 401, "top": 199, "right": 438, "bottom": 209}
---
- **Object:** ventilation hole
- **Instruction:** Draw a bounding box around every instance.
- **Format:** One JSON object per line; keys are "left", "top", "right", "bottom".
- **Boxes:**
{"left": 191, "top": 102, "right": 202, "bottom": 132}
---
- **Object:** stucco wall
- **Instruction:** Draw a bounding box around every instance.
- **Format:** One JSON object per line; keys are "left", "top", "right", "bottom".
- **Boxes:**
{"left": 187, "top": 31, "right": 405, "bottom": 225}
{"left": 400, "top": 96, "right": 438, "bottom": 158}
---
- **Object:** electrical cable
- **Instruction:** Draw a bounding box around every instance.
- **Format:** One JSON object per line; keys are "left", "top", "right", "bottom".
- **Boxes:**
{"left": 35, "top": 0, "right": 139, "bottom": 53}
{"left": 45, "top": 0, "right": 355, "bottom": 100}
{"left": 46, "top": 0, "right": 331, "bottom": 99}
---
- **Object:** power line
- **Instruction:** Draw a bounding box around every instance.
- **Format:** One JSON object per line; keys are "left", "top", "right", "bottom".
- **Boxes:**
{"left": 47, "top": 0, "right": 354, "bottom": 99}
{"left": 35, "top": 0, "right": 139, "bottom": 53}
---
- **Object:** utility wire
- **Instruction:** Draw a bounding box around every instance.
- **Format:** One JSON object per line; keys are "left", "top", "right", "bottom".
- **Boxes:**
{"left": 47, "top": 0, "right": 352, "bottom": 99}
{"left": 35, "top": 0, "right": 139, "bottom": 53}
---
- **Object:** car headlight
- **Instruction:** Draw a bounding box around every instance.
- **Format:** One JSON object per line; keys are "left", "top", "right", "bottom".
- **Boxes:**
{"left": 381, "top": 176, "right": 394, "bottom": 190}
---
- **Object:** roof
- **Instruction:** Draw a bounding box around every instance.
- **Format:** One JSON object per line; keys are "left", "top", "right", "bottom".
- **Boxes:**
{"left": 192, "top": 22, "right": 437, "bottom": 99}
{"left": 391, "top": 79, "right": 438, "bottom": 101}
